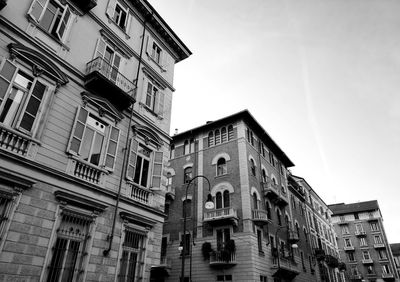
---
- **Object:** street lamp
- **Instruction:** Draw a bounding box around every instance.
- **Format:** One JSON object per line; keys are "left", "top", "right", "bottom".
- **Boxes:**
{"left": 274, "top": 225, "right": 299, "bottom": 282}
{"left": 180, "top": 175, "right": 214, "bottom": 282}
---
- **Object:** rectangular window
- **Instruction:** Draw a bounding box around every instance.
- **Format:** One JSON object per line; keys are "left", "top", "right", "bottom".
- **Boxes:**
{"left": 217, "top": 228, "right": 230, "bottom": 251}
{"left": 151, "top": 42, "right": 162, "bottom": 64}
{"left": 379, "top": 249, "right": 388, "bottom": 260}
{"left": 347, "top": 252, "right": 355, "bottom": 262}
{"left": 46, "top": 210, "right": 92, "bottom": 282}
{"left": 68, "top": 107, "right": 120, "bottom": 170}
{"left": 344, "top": 238, "right": 352, "bottom": 247}
{"left": 341, "top": 225, "right": 349, "bottom": 235}
{"left": 0, "top": 60, "right": 49, "bottom": 135}
{"left": 257, "top": 229, "right": 263, "bottom": 253}
{"left": 113, "top": 2, "right": 128, "bottom": 30}
{"left": 374, "top": 235, "right": 383, "bottom": 244}
{"left": 359, "top": 237, "right": 367, "bottom": 247}
{"left": 118, "top": 229, "right": 146, "bottom": 281}
{"left": 260, "top": 275, "right": 268, "bottom": 282}
{"left": 28, "top": 0, "right": 72, "bottom": 42}
{"left": 370, "top": 221, "right": 379, "bottom": 232}
{"left": 362, "top": 251, "right": 370, "bottom": 260}
{"left": 142, "top": 78, "right": 164, "bottom": 117}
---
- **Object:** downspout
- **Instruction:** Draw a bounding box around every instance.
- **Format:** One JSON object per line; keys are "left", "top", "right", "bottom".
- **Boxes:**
{"left": 103, "top": 11, "right": 151, "bottom": 256}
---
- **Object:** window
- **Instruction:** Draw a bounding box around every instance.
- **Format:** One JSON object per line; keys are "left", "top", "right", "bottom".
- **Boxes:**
{"left": 215, "top": 129, "right": 221, "bottom": 144}
{"left": 215, "top": 190, "right": 230, "bottom": 209}
{"left": 257, "top": 229, "right": 263, "bottom": 253}
{"left": 362, "top": 251, "right": 371, "bottom": 260}
{"left": 228, "top": 125, "right": 234, "bottom": 140}
{"left": 28, "top": 0, "right": 73, "bottom": 42}
{"left": 118, "top": 229, "right": 146, "bottom": 281}
{"left": 253, "top": 193, "right": 259, "bottom": 209}
{"left": 0, "top": 192, "right": 14, "bottom": 242}
{"left": 266, "top": 201, "right": 271, "bottom": 220}
{"left": 341, "top": 225, "right": 350, "bottom": 235}
{"left": 262, "top": 169, "right": 267, "bottom": 183}
{"left": 350, "top": 266, "right": 359, "bottom": 276}
{"left": 183, "top": 167, "right": 192, "bottom": 184}
{"left": 366, "top": 266, "right": 374, "bottom": 274}
{"left": 355, "top": 223, "right": 364, "bottom": 233}
{"left": 180, "top": 233, "right": 191, "bottom": 256}
{"left": 347, "top": 252, "right": 355, "bottom": 262}
{"left": 354, "top": 213, "right": 359, "bottom": 219}
{"left": 260, "top": 275, "right": 268, "bottom": 282}
{"left": 126, "top": 139, "right": 163, "bottom": 189}
{"left": 216, "top": 228, "right": 230, "bottom": 251}
{"left": 382, "top": 264, "right": 391, "bottom": 274}
{"left": 217, "top": 275, "right": 232, "bottom": 281}
{"left": 269, "top": 151, "right": 275, "bottom": 166}
{"left": 0, "top": 60, "right": 50, "bottom": 135}
{"left": 113, "top": 2, "right": 128, "bottom": 30}
{"left": 221, "top": 127, "right": 227, "bottom": 143}
{"left": 94, "top": 38, "right": 123, "bottom": 84}
{"left": 143, "top": 79, "right": 164, "bottom": 116}
{"left": 145, "top": 81, "right": 158, "bottom": 111}
{"left": 378, "top": 249, "right": 388, "bottom": 260}
{"left": 68, "top": 107, "right": 120, "bottom": 170}
{"left": 370, "top": 221, "right": 379, "bottom": 232}
{"left": 183, "top": 199, "right": 191, "bottom": 218}
{"left": 359, "top": 237, "right": 367, "bottom": 247}
{"left": 46, "top": 211, "right": 92, "bottom": 281}
{"left": 151, "top": 42, "right": 162, "bottom": 64}
{"left": 166, "top": 172, "right": 172, "bottom": 188}
{"left": 277, "top": 209, "right": 282, "bottom": 226}
{"left": 217, "top": 158, "right": 227, "bottom": 176}
{"left": 374, "top": 235, "right": 383, "bottom": 244}
{"left": 250, "top": 159, "right": 256, "bottom": 176}
{"left": 344, "top": 238, "right": 352, "bottom": 247}
{"left": 183, "top": 140, "right": 189, "bottom": 155}
{"left": 208, "top": 131, "right": 214, "bottom": 147}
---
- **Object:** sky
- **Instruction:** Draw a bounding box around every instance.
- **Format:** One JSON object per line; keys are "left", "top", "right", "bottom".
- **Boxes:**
{"left": 148, "top": 0, "right": 400, "bottom": 243}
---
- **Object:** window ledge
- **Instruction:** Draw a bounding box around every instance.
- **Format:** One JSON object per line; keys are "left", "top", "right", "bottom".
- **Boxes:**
{"left": 106, "top": 15, "right": 131, "bottom": 40}
{"left": 27, "top": 16, "right": 70, "bottom": 51}
{"left": 139, "top": 102, "right": 163, "bottom": 120}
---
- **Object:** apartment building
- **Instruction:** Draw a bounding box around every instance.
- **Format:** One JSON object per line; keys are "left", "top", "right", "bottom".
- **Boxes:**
{"left": 162, "top": 110, "right": 336, "bottom": 282}
{"left": 0, "top": 0, "right": 190, "bottom": 281}
{"left": 292, "top": 176, "right": 344, "bottom": 282}
{"left": 329, "top": 201, "right": 399, "bottom": 282}
{"left": 390, "top": 244, "right": 400, "bottom": 278}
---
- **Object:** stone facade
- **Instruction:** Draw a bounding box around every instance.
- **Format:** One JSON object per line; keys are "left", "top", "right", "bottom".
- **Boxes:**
{"left": 0, "top": 0, "right": 190, "bottom": 281}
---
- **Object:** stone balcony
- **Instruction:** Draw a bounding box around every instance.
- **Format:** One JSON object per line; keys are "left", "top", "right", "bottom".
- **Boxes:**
{"left": 204, "top": 207, "right": 238, "bottom": 226}
{"left": 252, "top": 209, "right": 271, "bottom": 226}
{"left": 0, "top": 124, "right": 39, "bottom": 158}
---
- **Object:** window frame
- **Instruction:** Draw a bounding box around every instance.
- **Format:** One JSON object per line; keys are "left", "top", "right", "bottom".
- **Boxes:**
{"left": 216, "top": 157, "right": 227, "bottom": 176}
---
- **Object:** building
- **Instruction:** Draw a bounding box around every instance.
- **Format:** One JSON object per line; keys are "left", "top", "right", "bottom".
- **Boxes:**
{"left": 329, "top": 201, "right": 399, "bottom": 282}
{"left": 292, "top": 175, "right": 344, "bottom": 282}
{"left": 390, "top": 244, "right": 400, "bottom": 278}
{"left": 0, "top": 0, "right": 190, "bottom": 281}
{"left": 162, "top": 110, "right": 341, "bottom": 282}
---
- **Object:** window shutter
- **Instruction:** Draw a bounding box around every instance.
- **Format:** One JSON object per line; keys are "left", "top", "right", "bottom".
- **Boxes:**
{"left": 106, "top": 0, "right": 117, "bottom": 19}
{"left": 18, "top": 80, "right": 47, "bottom": 133}
{"left": 126, "top": 138, "right": 138, "bottom": 180}
{"left": 104, "top": 126, "right": 120, "bottom": 171}
{"left": 125, "top": 12, "right": 132, "bottom": 34}
{"left": 155, "top": 91, "right": 164, "bottom": 118}
{"left": 94, "top": 38, "right": 107, "bottom": 59}
{"left": 0, "top": 60, "right": 17, "bottom": 104}
{"left": 27, "top": 0, "right": 47, "bottom": 22}
{"left": 55, "top": 5, "right": 71, "bottom": 41}
{"left": 67, "top": 107, "right": 88, "bottom": 155}
{"left": 151, "top": 151, "right": 163, "bottom": 188}
{"left": 145, "top": 35, "right": 152, "bottom": 56}
{"left": 142, "top": 77, "right": 149, "bottom": 105}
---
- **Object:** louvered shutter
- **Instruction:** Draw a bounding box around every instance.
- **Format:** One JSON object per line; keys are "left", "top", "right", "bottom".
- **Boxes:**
{"left": 106, "top": 0, "right": 117, "bottom": 18}
{"left": 55, "top": 5, "right": 71, "bottom": 41}
{"left": 126, "top": 138, "right": 138, "bottom": 180}
{"left": 67, "top": 107, "right": 88, "bottom": 155}
{"left": 151, "top": 151, "right": 163, "bottom": 188}
{"left": 104, "top": 126, "right": 120, "bottom": 171}
{"left": 27, "top": 0, "right": 47, "bottom": 22}
{"left": 0, "top": 60, "right": 17, "bottom": 105}
{"left": 155, "top": 91, "right": 164, "bottom": 118}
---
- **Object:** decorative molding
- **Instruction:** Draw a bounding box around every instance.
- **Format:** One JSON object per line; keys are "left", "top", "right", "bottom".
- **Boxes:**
{"left": 54, "top": 190, "right": 108, "bottom": 214}
{"left": 120, "top": 211, "right": 156, "bottom": 229}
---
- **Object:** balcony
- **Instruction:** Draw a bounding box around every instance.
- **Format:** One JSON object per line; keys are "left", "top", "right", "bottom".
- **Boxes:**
{"left": 374, "top": 243, "right": 385, "bottom": 249}
{"left": 204, "top": 207, "right": 238, "bottom": 226}
{"left": 85, "top": 57, "right": 136, "bottom": 111}
{"left": 252, "top": 209, "right": 271, "bottom": 226}
{"left": 0, "top": 0, "right": 6, "bottom": 11}
{"left": 209, "top": 250, "right": 237, "bottom": 268}
{"left": 262, "top": 182, "right": 288, "bottom": 207}
{"left": 67, "top": 157, "right": 106, "bottom": 186}
{"left": 127, "top": 182, "right": 152, "bottom": 205}
{"left": 271, "top": 257, "right": 300, "bottom": 280}
{"left": 0, "top": 124, "right": 39, "bottom": 157}
{"left": 68, "top": 0, "right": 97, "bottom": 13}
{"left": 362, "top": 258, "right": 373, "bottom": 264}
{"left": 165, "top": 185, "right": 175, "bottom": 200}
{"left": 355, "top": 230, "right": 366, "bottom": 237}
{"left": 344, "top": 245, "right": 355, "bottom": 251}
{"left": 337, "top": 220, "right": 348, "bottom": 225}
{"left": 382, "top": 273, "right": 395, "bottom": 280}
{"left": 350, "top": 274, "right": 362, "bottom": 280}
{"left": 288, "top": 230, "right": 299, "bottom": 244}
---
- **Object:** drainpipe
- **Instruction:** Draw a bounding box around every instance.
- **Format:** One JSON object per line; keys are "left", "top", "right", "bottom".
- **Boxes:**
{"left": 103, "top": 11, "right": 151, "bottom": 256}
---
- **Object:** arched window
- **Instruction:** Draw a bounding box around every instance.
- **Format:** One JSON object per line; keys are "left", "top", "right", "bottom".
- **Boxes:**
{"left": 217, "top": 158, "right": 227, "bottom": 176}
{"left": 250, "top": 159, "right": 256, "bottom": 176}
{"left": 190, "top": 138, "right": 195, "bottom": 153}
{"left": 277, "top": 209, "right": 282, "bottom": 226}
{"left": 285, "top": 214, "right": 290, "bottom": 225}
{"left": 183, "top": 199, "right": 191, "bottom": 218}
{"left": 262, "top": 169, "right": 267, "bottom": 183}
{"left": 303, "top": 228, "right": 308, "bottom": 242}
{"left": 223, "top": 190, "right": 230, "bottom": 207}
{"left": 221, "top": 127, "right": 227, "bottom": 143}
{"left": 166, "top": 172, "right": 172, "bottom": 187}
{"left": 272, "top": 177, "right": 277, "bottom": 185}
{"left": 216, "top": 190, "right": 230, "bottom": 209}
{"left": 228, "top": 125, "right": 233, "bottom": 140}
{"left": 216, "top": 192, "right": 223, "bottom": 209}
{"left": 252, "top": 193, "right": 258, "bottom": 209}
{"left": 266, "top": 201, "right": 272, "bottom": 220}
{"left": 184, "top": 167, "right": 192, "bottom": 183}
{"left": 295, "top": 222, "right": 300, "bottom": 236}
{"left": 215, "top": 129, "right": 220, "bottom": 144}
{"left": 208, "top": 131, "right": 214, "bottom": 147}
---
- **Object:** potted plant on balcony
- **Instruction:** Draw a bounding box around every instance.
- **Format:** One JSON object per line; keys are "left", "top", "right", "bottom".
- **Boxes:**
{"left": 202, "top": 242, "right": 213, "bottom": 260}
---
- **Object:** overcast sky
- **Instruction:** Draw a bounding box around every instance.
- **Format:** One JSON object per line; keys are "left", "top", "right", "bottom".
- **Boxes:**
{"left": 148, "top": 0, "right": 400, "bottom": 243}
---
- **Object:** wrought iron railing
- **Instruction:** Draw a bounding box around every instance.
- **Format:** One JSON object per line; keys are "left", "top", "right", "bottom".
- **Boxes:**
{"left": 209, "top": 250, "right": 236, "bottom": 264}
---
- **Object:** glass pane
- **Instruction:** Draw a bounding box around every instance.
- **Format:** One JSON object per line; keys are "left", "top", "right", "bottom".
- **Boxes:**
{"left": 0, "top": 78, "right": 9, "bottom": 100}
{"left": 74, "top": 123, "right": 85, "bottom": 140}
{"left": 153, "top": 163, "right": 161, "bottom": 176}
{"left": 30, "top": 0, "right": 47, "bottom": 20}
{"left": 90, "top": 132, "right": 104, "bottom": 165}
{"left": 62, "top": 240, "right": 80, "bottom": 282}
{"left": 19, "top": 114, "right": 35, "bottom": 132}
{"left": 105, "top": 155, "right": 114, "bottom": 168}
{"left": 70, "top": 138, "right": 80, "bottom": 154}
{"left": 133, "top": 156, "right": 142, "bottom": 184}
{"left": 47, "top": 238, "right": 68, "bottom": 282}
{"left": 77, "top": 108, "right": 88, "bottom": 123}
{"left": 140, "top": 159, "right": 149, "bottom": 187}
{"left": 0, "top": 61, "right": 17, "bottom": 81}
{"left": 25, "top": 96, "right": 40, "bottom": 115}
{"left": 118, "top": 251, "right": 129, "bottom": 282}
{"left": 110, "top": 127, "right": 119, "bottom": 141}
{"left": 39, "top": 2, "right": 57, "bottom": 31}
{"left": 0, "top": 87, "right": 24, "bottom": 125}
{"left": 81, "top": 128, "right": 94, "bottom": 162}
{"left": 107, "top": 141, "right": 117, "bottom": 155}
{"left": 127, "top": 252, "right": 137, "bottom": 280}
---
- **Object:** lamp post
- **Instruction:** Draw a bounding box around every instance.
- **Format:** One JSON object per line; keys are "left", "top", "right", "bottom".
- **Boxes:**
{"left": 275, "top": 225, "right": 299, "bottom": 282}
{"left": 179, "top": 175, "right": 214, "bottom": 282}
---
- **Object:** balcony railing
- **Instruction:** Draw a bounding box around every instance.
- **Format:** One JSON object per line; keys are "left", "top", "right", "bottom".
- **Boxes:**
{"left": 382, "top": 273, "right": 394, "bottom": 279}
{"left": 344, "top": 245, "right": 355, "bottom": 251}
{"left": 204, "top": 208, "right": 238, "bottom": 225}
{"left": 85, "top": 57, "right": 135, "bottom": 110}
{"left": 362, "top": 258, "right": 373, "bottom": 264}
{"left": 252, "top": 209, "right": 271, "bottom": 225}
{"left": 355, "top": 230, "right": 366, "bottom": 237}
{"left": 67, "top": 157, "right": 106, "bottom": 186}
{"left": 0, "top": 125, "right": 39, "bottom": 157}
{"left": 262, "top": 181, "right": 288, "bottom": 207}
{"left": 374, "top": 243, "right": 385, "bottom": 249}
{"left": 209, "top": 250, "right": 237, "bottom": 266}
{"left": 127, "top": 182, "right": 152, "bottom": 205}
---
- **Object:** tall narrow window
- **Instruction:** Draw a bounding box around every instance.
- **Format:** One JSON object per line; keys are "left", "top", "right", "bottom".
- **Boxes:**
{"left": 216, "top": 191, "right": 230, "bottom": 209}
{"left": 181, "top": 233, "right": 191, "bottom": 256}
{"left": 208, "top": 131, "right": 214, "bottom": 147}
{"left": 216, "top": 228, "right": 230, "bottom": 251}
{"left": 118, "top": 229, "right": 146, "bottom": 281}
{"left": 266, "top": 201, "right": 271, "bottom": 220}
{"left": 221, "top": 127, "right": 227, "bottom": 143}
{"left": 151, "top": 42, "right": 162, "bottom": 64}
{"left": 133, "top": 145, "right": 151, "bottom": 187}
{"left": 262, "top": 169, "right": 267, "bottom": 183}
{"left": 253, "top": 193, "right": 258, "bottom": 209}
{"left": 215, "top": 129, "right": 220, "bottom": 144}
{"left": 250, "top": 159, "right": 256, "bottom": 176}
{"left": 217, "top": 158, "right": 227, "bottom": 176}
{"left": 113, "top": 2, "right": 128, "bottom": 30}
{"left": 47, "top": 211, "right": 92, "bottom": 282}
{"left": 183, "top": 140, "right": 189, "bottom": 155}
{"left": 257, "top": 229, "right": 263, "bottom": 253}
{"left": 277, "top": 209, "right": 282, "bottom": 226}
{"left": 0, "top": 193, "right": 14, "bottom": 242}
{"left": 183, "top": 199, "right": 191, "bottom": 218}
{"left": 145, "top": 81, "right": 158, "bottom": 111}
{"left": 223, "top": 190, "right": 230, "bottom": 208}
{"left": 183, "top": 167, "right": 192, "bottom": 184}
{"left": 227, "top": 125, "right": 233, "bottom": 140}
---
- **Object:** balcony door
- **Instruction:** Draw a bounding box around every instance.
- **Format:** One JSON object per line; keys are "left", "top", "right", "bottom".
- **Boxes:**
{"left": 94, "top": 38, "right": 122, "bottom": 84}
